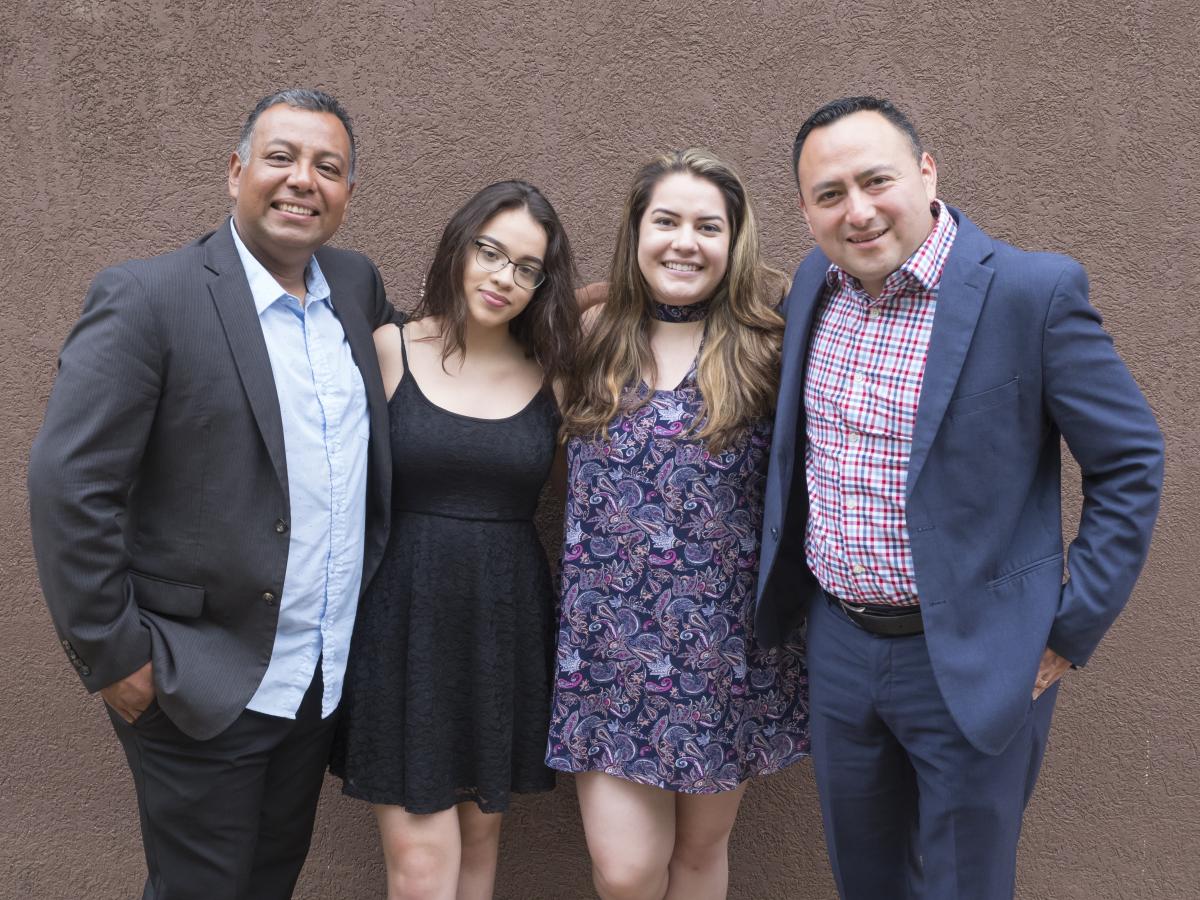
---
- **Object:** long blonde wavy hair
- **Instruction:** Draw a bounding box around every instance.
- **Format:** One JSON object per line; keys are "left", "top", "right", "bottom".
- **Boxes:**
{"left": 562, "top": 149, "right": 787, "bottom": 451}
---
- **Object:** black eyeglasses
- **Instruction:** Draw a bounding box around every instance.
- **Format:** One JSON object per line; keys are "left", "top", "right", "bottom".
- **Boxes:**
{"left": 473, "top": 240, "right": 546, "bottom": 290}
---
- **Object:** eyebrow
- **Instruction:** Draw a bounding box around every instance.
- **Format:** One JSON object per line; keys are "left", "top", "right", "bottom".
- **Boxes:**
{"left": 809, "top": 165, "right": 897, "bottom": 195}
{"left": 477, "top": 234, "right": 544, "bottom": 266}
{"left": 649, "top": 207, "right": 726, "bottom": 223}
{"left": 262, "top": 138, "right": 347, "bottom": 166}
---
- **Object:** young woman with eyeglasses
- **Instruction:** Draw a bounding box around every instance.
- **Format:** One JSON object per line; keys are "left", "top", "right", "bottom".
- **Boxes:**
{"left": 332, "top": 180, "right": 580, "bottom": 900}
{"left": 546, "top": 150, "right": 810, "bottom": 900}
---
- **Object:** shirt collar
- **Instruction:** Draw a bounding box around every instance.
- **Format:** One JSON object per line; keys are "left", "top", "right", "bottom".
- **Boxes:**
{"left": 229, "top": 219, "right": 331, "bottom": 316}
{"left": 825, "top": 199, "right": 958, "bottom": 296}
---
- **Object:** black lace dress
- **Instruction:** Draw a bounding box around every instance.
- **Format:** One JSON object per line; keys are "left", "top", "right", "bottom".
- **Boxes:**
{"left": 331, "top": 330, "right": 559, "bottom": 813}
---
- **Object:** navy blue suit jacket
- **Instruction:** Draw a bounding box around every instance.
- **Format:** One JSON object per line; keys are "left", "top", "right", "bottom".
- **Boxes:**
{"left": 754, "top": 208, "right": 1163, "bottom": 755}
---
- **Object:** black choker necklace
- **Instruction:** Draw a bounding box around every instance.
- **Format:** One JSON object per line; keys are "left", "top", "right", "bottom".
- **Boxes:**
{"left": 651, "top": 299, "right": 710, "bottom": 323}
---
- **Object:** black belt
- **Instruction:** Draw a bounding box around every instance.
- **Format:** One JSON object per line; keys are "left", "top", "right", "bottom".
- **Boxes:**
{"left": 828, "top": 592, "right": 924, "bottom": 637}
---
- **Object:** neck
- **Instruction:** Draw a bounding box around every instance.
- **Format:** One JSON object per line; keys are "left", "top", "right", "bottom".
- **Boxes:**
{"left": 461, "top": 313, "right": 515, "bottom": 357}
{"left": 233, "top": 217, "right": 310, "bottom": 300}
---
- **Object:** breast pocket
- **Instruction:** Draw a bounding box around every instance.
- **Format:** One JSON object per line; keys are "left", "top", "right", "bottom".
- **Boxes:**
{"left": 946, "top": 377, "right": 1019, "bottom": 421}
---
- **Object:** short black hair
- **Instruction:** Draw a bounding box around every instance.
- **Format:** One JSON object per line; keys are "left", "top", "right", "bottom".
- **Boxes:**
{"left": 237, "top": 88, "right": 357, "bottom": 184}
{"left": 791, "top": 96, "right": 924, "bottom": 186}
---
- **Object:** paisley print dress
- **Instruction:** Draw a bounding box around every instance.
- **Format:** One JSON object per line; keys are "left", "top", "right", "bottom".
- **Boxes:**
{"left": 545, "top": 364, "right": 809, "bottom": 792}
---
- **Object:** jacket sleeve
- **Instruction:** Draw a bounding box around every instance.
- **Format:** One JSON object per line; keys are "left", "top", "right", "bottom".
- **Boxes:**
{"left": 1042, "top": 260, "right": 1164, "bottom": 665}
{"left": 27, "top": 264, "right": 162, "bottom": 691}
{"left": 365, "top": 258, "right": 399, "bottom": 329}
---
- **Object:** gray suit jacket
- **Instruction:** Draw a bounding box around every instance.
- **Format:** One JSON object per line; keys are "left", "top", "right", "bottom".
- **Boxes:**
{"left": 28, "top": 220, "right": 394, "bottom": 739}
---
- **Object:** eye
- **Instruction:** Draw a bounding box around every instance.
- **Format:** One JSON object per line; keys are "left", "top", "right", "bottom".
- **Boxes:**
{"left": 478, "top": 245, "right": 503, "bottom": 262}
{"left": 653, "top": 216, "right": 676, "bottom": 227}
{"left": 317, "top": 163, "right": 342, "bottom": 177}
{"left": 816, "top": 190, "right": 840, "bottom": 204}
{"left": 516, "top": 264, "right": 541, "bottom": 280}
{"left": 866, "top": 175, "right": 891, "bottom": 188}
{"left": 266, "top": 152, "right": 292, "bottom": 164}
{"left": 699, "top": 223, "right": 723, "bottom": 234}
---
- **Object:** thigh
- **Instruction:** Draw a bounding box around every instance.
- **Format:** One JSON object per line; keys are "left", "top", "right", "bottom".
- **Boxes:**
{"left": 806, "top": 596, "right": 918, "bottom": 899}
{"left": 889, "top": 645, "right": 1060, "bottom": 900}
{"left": 672, "top": 784, "right": 748, "bottom": 852}
{"left": 110, "top": 704, "right": 278, "bottom": 900}
{"left": 247, "top": 701, "right": 340, "bottom": 900}
{"left": 576, "top": 772, "right": 676, "bottom": 877}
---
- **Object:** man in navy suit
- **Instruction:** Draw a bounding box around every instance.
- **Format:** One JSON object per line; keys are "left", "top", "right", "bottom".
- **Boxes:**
{"left": 754, "top": 96, "right": 1163, "bottom": 898}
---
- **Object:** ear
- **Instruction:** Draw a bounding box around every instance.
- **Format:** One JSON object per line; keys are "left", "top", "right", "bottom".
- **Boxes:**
{"left": 227, "top": 152, "right": 243, "bottom": 201}
{"left": 919, "top": 152, "right": 938, "bottom": 201}
{"left": 796, "top": 191, "right": 811, "bottom": 229}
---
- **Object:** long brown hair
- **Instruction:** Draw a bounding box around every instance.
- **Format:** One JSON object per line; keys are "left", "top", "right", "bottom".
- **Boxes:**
{"left": 562, "top": 149, "right": 786, "bottom": 450}
{"left": 412, "top": 180, "right": 580, "bottom": 382}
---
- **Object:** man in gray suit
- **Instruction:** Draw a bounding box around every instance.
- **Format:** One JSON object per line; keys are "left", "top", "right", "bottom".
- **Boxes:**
{"left": 28, "top": 88, "right": 394, "bottom": 899}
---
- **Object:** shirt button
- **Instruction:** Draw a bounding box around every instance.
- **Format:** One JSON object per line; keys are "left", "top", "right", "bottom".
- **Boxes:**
{"left": 847, "top": 433, "right": 861, "bottom": 444}
{"left": 845, "top": 497, "right": 858, "bottom": 510}
{"left": 262, "top": 592, "right": 278, "bottom": 606}
{"left": 853, "top": 373, "right": 866, "bottom": 384}
{"left": 275, "top": 519, "right": 289, "bottom": 534}
{"left": 852, "top": 564, "right": 866, "bottom": 575}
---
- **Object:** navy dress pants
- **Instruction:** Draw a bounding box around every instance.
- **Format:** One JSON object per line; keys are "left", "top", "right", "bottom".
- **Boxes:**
{"left": 107, "top": 666, "right": 338, "bottom": 900}
{"left": 806, "top": 594, "right": 1058, "bottom": 900}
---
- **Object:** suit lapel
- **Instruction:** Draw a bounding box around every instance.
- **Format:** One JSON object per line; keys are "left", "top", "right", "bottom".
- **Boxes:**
{"left": 906, "top": 211, "right": 995, "bottom": 495}
{"left": 204, "top": 223, "right": 289, "bottom": 493}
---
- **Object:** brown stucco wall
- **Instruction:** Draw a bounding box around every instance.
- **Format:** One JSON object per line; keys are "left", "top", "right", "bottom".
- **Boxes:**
{"left": 3, "top": 1, "right": 1197, "bottom": 898}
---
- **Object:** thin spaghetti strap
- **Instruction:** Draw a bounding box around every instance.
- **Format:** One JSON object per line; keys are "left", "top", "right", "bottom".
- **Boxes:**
{"left": 398, "top": 321, "right": 410, "bottom": 370}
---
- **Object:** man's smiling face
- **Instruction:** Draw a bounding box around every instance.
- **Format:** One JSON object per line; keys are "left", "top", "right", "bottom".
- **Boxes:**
{"left": 227, "top": 103, "right": 354, "bottom": 270}
{"left": 796, "top": 109, "right": 938, "bottom": 297}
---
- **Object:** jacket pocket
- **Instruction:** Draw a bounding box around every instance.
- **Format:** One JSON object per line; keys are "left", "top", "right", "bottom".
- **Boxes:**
{"left": 127, "top": 570, "right": 205, "bottom": 618}
{"left": 946, "top": 377, "right": 1019, "bottom": 420}
{"left": 986, "top": 552, "right": 1064, "bottom": 589}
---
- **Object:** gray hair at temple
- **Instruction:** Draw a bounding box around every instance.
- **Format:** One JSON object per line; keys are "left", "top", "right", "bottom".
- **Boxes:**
{"left": 235, "top": 88, "right": 358, "bottom": 185}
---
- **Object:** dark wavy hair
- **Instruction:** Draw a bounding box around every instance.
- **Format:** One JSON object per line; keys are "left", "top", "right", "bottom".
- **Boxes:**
{"left": 412, "top": 180, "right": 580, "bottom": 382}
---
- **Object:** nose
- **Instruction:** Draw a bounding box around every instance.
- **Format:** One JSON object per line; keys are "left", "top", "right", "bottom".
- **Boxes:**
{"left": 488, "top": 261, "right": 516, "bottom": 289}
{"left": 670, "top": 226, "right": 699, "bottom": 252}
{"left": 287, "top": 160, "right": 316, "bottom": 191}
{"left": 844, "top": 188, "right": 875, "bottom": 227}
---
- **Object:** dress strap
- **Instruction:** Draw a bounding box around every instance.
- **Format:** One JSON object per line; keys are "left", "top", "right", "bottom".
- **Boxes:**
{"left": 398, "top": 321, "right": 410, "bottom": 371}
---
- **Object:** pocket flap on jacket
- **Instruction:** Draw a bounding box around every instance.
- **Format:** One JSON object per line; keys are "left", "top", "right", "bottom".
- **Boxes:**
{"left": 126, "top": 570, "right": 205, "bottom": 618}
{"left": 946, "top": 377, "right": 1019, "bottom": 420}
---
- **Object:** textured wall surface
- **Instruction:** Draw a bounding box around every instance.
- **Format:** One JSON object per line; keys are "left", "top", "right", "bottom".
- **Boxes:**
{"left": 3, "top": 1, "right": 1197, "bottom": 898}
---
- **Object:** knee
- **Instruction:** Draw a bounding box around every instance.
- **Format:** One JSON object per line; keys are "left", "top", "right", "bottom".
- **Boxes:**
{"left": 459, "top": 812, "right": 502, "bottom": 855}
{"left": 590, "top": 851, "right": 669, "bottom": 900}
{"left": 383, "top": 843, "right": 454, "bottom": 900}
{"left": 670, "top": 829, "right": 730, "bottom": 874}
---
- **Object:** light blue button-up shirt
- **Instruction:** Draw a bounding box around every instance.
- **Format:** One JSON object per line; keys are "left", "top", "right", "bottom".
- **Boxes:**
{"left": 231, "top": 221, "right": 369, "bottom": 720}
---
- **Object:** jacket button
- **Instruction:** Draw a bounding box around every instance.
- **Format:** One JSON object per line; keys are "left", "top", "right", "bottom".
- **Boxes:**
{"left": 61, "top": 639, "right": 72, "bottom": 649}
{"left": 80, "top": 666, "right": 91, "bottom": 676}
{"left": 67, "top": 649, "right": 79, "bottom": 660}
{"left": 262, "top": 592, "right": 277, "bottom": 606}
{"left": 771, "top": 526, "right": 779, "bottom": 539}
{"left": 275, "top": 519, "right": 288, "bottom": 534}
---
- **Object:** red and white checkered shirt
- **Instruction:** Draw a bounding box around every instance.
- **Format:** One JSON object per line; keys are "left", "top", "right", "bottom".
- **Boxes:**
{"left": 804, "top": 201, "right": 957, "bottom": 607}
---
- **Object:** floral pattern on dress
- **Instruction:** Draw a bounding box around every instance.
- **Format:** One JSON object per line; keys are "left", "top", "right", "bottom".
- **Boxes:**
{"left": 545, "top": 372, "right": 809, "bottom": 793}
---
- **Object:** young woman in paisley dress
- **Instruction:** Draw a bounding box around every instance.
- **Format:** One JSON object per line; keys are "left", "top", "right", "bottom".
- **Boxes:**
{"left": 332, "top": 181, "right": 579, "bottom": 900}
{"left": 548, "top": 150, "right": 810, "bottom": 900}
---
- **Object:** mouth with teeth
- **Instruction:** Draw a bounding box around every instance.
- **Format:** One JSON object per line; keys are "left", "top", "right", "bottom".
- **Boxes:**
{"left": 663, "top": 261, "right": 701, "bottom": 272}
{"left": 273, "top": 201, "right": 318, "bottom": 217}
{"left": 848, "top": 227, "right": 888, "bottom": 245}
